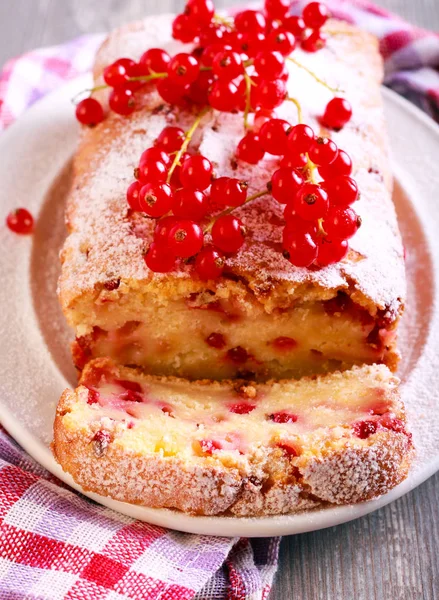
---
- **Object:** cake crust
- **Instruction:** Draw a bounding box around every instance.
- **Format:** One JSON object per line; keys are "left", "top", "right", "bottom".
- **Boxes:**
{"left": 53, "top": 359, "right": 414, "bottom": 517}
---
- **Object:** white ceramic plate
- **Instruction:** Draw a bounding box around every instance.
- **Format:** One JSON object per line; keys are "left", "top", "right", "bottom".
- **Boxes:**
{"left": 0, "top": 75, "right": 438, "bottom": 537}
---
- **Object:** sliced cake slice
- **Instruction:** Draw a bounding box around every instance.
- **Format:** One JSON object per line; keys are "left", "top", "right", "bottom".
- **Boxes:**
{"left": 53, "top": 358, "right": 413, "bottom": 516}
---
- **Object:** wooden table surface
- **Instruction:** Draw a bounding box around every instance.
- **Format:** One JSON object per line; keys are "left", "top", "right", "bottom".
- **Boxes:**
{"left": 1, "top": 2, "right": 438, "bottom": 599}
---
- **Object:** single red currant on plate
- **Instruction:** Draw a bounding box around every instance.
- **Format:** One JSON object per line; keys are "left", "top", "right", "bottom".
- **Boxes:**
{"left": 6, "top": 208, "right": 34, "bottom": 235}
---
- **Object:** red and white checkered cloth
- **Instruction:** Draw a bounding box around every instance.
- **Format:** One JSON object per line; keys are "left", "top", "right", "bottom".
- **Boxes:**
{"left": 1, "top": 1, "right": 438, "bottom": 598}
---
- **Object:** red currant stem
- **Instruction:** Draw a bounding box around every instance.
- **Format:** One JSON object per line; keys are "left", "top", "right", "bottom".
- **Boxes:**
{"left": 204, "top": 188, "right": 269, "bottom": 233}
{"left": 200, "top": 66, "right": 214, "bottom": 72}
{"left": 72, "top": 72, "right": 170, "bottom": 104}
{"left": 71, "top": 85, "right": 108, "bottom": 103}
{"left": 166, "top": 106, "right": 211, "bottom": 183}
{"left": 325, "top": 29, "right": 356, "bottom": 37}
{"left": 213, "top": 13, "right": 235, "bottom": 27}
{"left": 243, "top": 71, "right": 256, "bottom": 130}
{"left": 287, "top": 57, "right": 343, "bottom": 94}
{"left": 305, "top": 155, "right": 318, "bottom": 184}
{"left": 317, "top": 218, "right": 328, "bottom": 237}
{"left": 286, "top": 96, "right": 303, "bottom": 124}
{"left": 128, "top": 71, "right": 168, "bottom": 82}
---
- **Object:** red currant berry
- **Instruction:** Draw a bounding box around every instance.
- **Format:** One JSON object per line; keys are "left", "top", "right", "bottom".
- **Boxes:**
{"left": 155, "top": 126, "right": 185, "bottom": 153}
{"left": 75, "top": 98, "right": 104, "bottom": 126}
{"left": 236, "top": 32, "right": 267, "bottom": 58}
{"left": 139, "top": 147, "right": 171, "bottom": 169}
{"left": 168, "top": 220, "right": 204, "bottom": 257}
{"left": 180, "top": 155, "right": 213, "bottom": 191}
{"left": 126, "top": 181, "right": 142, "bottom": 211}
{"left": 254, "top": 51, "right": 285, "bottom": 80}
{"left": 295, "top": 183, "right": 329, "bottom": 220}
{"left": 236, "top": 132, "right": 265, "bottom": 164}
{"left": 318, "top": 149, "right": 352, "bottom": 179}
{"left": 172, "top": 189, "right": 209, "bottom": 220}
{"left": 6, "top": 208, "right": 34, "bottom": 234}
{"left": 302, "top": 2, "right": 330, "bottom": 29}
{"left": 352, "top": 420, "right": 378, "bottom": 439}
{"left": 323, "top": 207, "right": 361, "bottom": 240}
{"left": 186, "top": 0, "right": 215, "bottom": 26}
{"left": 109, "top": 87, "right": 136, "bottom": 115}
{"left": 172, "top": 14, "right": 199, "bottom": 43}
{"left": 283, "top": 201, "right": 298, "bottom": 222}
{"left": 223, "top": 178, "right": 248, "bottom": 207}
{"left": 265, "top": 0, "right": 290, "bottom": 19}
{"left": 253, "top": 109, "right": 277, "bottom": 132}
{"left": 212, "top": 50, "right": 243, "bottom": 80}
{"left": 210, "top": 177, "right": 228, "bottom": 205}
{"left": 322, "top": 97, "right": 353, "bottom": 130}
{"left": 271, "top": 167, "right": 304, "bottom": 204}
{"left": 301, "top": 30, "right": 327, "bottom": 52}
{"left": 156, "top": 79, "right": 188, "bottom": 106}
{"left": 195, "top": 246, "right": 225, "bottom": 280}
{"left": 144, "top": 242, "right": 176, "bottom": 273}
{"left": 280, "top": 151, "right": 308, "bottom": 169}
{"left": 255, "top": 79, "right": 287, "bottom": 109}
{"left": 308, "top": 136, "right": 338, "bottom": 166}
{"left": 316, "top": 238, "right": 349, "bottom": 266}
{"left": 267, "top": 30, "right": 296, "bottom": 57}
{"left": 284, "top": 232, "right": 318, "bottom": 267}
{"left": 103, "top": 62, "right": 129, "bottom": 87}
{"left": 114, "top": 58, "right": 137, "bottom": 75}
{"left": 168, "top": 53, "right": 200, "bottom": 85}
{"left": 199, "top": 24, "right": 226, "bottom": 47}
{"left": 259, "top": 118, "right": 291, "bottom": 155}
{"left": 283, "top": 217, "right": 317, "bottom": 243}
{"left": 187, "top": 71, "right": 214, "bottom": 105}
{"left": 288, "top": 123, "right": 315, "bottom": 153}
{"left": 211, "top": 177, "right": 248, "bottom": 207}
{"left": 208, "top": 80, "right": 239, "bottom": 112}
{"left": 324, "top": 175, "right": 359, "bottom": 206}
{"left": 139, "top": 183, "right": 173, "bottom": 217}
{"left": 154, "top": 215, "right": 179, "bottom": 244}
{"left": 284, "top": 16, "right": 306, "bottom": 39}
{"left": 234, "top": 10, "right": 266, "bottom": 33}
{"left": 136, "top": 159, "right": 167, "bottom": 184}
{"left": 212, "top": 215, "right": 246, "bottom": 253}
{"left": 139, "top": 48, "right": 171, "bottom": 74}
{"left": 201, "top": 43, "right": 231, "bottom": 67}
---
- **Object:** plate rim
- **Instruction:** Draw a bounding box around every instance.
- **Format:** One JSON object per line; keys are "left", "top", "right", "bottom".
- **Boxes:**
{"left": 0, "top": 76, "right": 438, "bottom": 537}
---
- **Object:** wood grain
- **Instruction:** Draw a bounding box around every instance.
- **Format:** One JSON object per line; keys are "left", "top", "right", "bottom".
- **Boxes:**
{"left": 0, "top": 2, "right": 438, "bottom": 599}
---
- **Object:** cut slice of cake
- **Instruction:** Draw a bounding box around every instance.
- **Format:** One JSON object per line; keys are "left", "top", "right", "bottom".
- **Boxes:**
{"left": 53, "top": 358, "right": 414, "bottom": 516}
{"left": 58, "top": 15, "right": 406, "bottom": 381}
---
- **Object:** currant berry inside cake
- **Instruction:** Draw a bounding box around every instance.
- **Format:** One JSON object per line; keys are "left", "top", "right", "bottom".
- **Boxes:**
{"left": 53, "top": 358, "right": 413, "bottom": 516}
{"left": 59, "top": 10, "right": 405, "bottom": 382}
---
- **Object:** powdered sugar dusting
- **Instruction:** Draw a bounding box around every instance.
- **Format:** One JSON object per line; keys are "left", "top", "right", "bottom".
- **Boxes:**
{"left": 59, "top": 15, "right": 405, "bottom": 315}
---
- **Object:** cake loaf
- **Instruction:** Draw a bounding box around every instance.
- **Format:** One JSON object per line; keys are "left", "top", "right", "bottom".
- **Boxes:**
{"left": 58, "top": 14, "right": 405, "bottom": 382}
